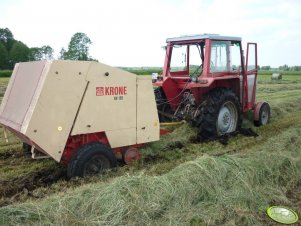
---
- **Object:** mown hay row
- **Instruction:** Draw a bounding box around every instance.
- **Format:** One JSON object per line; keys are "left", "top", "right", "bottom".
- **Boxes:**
{"left": 1, "top": 121, "right": 301, "bottom": 226}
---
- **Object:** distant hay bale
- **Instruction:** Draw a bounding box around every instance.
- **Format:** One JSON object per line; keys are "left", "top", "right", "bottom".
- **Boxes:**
{"left": 271, "top": 73, "right": 282, "bottom": 80}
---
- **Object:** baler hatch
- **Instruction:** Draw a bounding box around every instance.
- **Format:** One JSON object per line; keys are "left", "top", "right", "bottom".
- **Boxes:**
{"left": 0, "top": 60, "right": 90, "bottom": 161}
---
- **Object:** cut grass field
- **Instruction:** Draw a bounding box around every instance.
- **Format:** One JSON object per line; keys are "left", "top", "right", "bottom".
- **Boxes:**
{"left": 0, "top": 74, "right": 301, "bottom": 225}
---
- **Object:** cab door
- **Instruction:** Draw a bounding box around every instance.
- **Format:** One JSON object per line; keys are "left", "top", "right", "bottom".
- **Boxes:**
{"left": 244, "top": 43, "right": 258, "bottom": 111}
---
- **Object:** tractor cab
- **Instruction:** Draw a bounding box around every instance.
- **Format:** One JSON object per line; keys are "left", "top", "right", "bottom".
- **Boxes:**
{"left": 154, "top": 34, "right": 270, "bottom": 136}
{"left": 155, "top": 34, "right": 259, "bottom": 111}
{"left": 161, "top": 34, "right": 250, "bottom": 79}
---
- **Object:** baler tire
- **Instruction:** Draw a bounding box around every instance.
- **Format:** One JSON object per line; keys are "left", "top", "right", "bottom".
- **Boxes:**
{"left": 196, "top": 88, "right": 242, "bottom": 137}
{"left": 22, "top": 143, "right": 32, "bottom": 156}
{"left": 67, "top": 142, "right": 117, "bottom": 178}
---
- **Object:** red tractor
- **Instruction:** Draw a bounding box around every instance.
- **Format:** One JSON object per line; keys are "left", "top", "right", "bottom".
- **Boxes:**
{"left": 153, "top": 34, "right": 270, "bottom": 137}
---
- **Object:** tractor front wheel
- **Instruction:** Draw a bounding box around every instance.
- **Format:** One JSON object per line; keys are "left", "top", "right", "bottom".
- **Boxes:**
{"left": 67, "top": 142, "right": 117, "bottom": 178}
{"left": 254, "top": 102, "right": 270, "bottom": 127}
{"left": 196, "top": 89, "right": 242, "bottom": 137}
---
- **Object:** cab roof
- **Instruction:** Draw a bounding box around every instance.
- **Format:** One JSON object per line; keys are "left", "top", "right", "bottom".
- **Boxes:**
{"left": 166, "top": 34, "right": 241, "bottom": 42}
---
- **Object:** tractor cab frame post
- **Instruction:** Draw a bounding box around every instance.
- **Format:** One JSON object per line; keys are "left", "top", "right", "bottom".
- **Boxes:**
{"left": 243, "top": 42, "right": 258, "bottom": 112}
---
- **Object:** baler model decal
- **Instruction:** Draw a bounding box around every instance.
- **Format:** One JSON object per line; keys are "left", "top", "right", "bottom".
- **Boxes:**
{"left": 96, "top": 86, "right": 128, "bottom": 96}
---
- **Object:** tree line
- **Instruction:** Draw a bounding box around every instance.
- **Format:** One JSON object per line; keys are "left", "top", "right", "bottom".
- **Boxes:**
{"left": 0, "top": 27, "right": 96, "bottom": 70}
{"left": 259, "top": 65, "right": 301, "bottom": 71}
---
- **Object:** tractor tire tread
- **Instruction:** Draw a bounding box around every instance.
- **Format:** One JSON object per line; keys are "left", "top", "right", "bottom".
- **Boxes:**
{"left": 195, "top": 88, "right": 242, "bottom": 137}
{"left": 154, "top": 87, "right": 172, "bottom": 122}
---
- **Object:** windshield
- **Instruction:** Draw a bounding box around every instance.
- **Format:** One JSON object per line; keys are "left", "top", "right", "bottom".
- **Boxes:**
{"left": 169, "top": 43, "right": 205, "bottom": 76}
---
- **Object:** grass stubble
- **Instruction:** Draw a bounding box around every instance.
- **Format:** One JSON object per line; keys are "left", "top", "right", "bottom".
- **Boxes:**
{"left": 0, "top": 76, "right": 301, "bottom": 225}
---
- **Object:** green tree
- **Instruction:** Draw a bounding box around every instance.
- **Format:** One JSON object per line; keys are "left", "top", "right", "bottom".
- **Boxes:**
{"left": 29, "top": 45, "right": 53, "bottom": 61}
{"left": 29, "top": 47, "right": 42, "bottom": 61}
{"left": 58, "top": 47, "right": 66, "bottom": 60}
{"left": 9, "top": 41, "right": 30, "bottom": 68}
{"left": 0, "top": 42, "right": 9, "bottom": 69}
{"left": 41, "top": 45, "right": 53, "bottom": 60}
{"left": 291, "top": 66, "right": 301, "bottom": 71}
{"left": 261, "top": 65, "right": 271, "bottom": 70}
{"left": 64, "top": 32, "right": 92, "bottom": 60}
{"left": 279, "top": 64, "right": 289, "bottom": 71}
{"left": 0, "top": 28, "right": 15, "bottom": 51}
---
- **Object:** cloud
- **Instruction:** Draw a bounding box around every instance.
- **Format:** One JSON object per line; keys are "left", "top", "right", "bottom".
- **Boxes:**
{"left": 1, "top": 0, "right": 301, "bottom": 67}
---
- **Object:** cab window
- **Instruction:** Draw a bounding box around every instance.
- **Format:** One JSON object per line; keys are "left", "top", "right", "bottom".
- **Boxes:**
{"left": 170, "top": 45, "right": 187, "bottom": 72}
{"left": 210, "top": 41, "right": 229, "bottom": 72}
{"left": 210, "top": 41, "right": 241, "bottom": 73}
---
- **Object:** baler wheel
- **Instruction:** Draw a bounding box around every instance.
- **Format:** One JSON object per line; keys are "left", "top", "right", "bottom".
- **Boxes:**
{"left": 254, "top": 102, "right": 271, "bottom": 127}
{"left": 196, "top": 89, "right": 242, "bottom": 137}
{"left": 22, "top": 143, "right": 32, "bottom": 156}
{"left": 67, "top": 142, "right": 117, "bottom": 178}
{"left": 122, "top": 147, "right": 140, "bottom": 164}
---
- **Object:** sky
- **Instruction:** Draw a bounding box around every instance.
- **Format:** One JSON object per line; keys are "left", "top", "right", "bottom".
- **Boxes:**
{"left": 1, "top": 0, "right": 301, "bottom": 67}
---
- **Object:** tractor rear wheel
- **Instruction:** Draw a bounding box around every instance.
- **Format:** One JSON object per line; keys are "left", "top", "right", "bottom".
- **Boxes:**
{"left": 67, "top": 142, "right": 117, "bottom": 178}
{"left": 195, "top": 89, "right": 242, "bottom": 137}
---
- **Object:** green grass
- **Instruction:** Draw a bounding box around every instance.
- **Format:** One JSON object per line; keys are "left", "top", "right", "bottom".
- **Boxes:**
{"left": 0, "top": 70, "right": 12, "bottom": 78}
{"left": 0, "top": 73, "right": 301, "bottom": 225}
{"left": 1, "top": 119, "right": 301, "bottom": 225}
{"left": 119, "top": 67, "right": 163, "bottom": 75}
{"left": 0, "top": 77, "right": 9, "bottom": 102}
{"left": 257, "top": 74, "right": 301, "bottom": 83}
{"left": 258, "top": 70, "right": 301, "bottom": 76}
